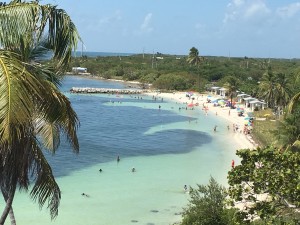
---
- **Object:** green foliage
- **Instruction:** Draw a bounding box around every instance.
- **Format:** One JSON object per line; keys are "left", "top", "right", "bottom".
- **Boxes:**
{"left": 68, "top": 54, "right": 300, "bottom": 95}
{"left": 181, "top": 177, "right": 239, "bottom": 225}
{"left": 228, "top": 146, "right": 300, "bottom": 223}
{"left": 153, "top": 73, "right": 192, "bottom": 90}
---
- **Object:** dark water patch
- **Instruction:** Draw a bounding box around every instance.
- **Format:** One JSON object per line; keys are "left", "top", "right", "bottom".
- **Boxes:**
{"left": 131, "top": 220, "right": 138, "bottom": 223}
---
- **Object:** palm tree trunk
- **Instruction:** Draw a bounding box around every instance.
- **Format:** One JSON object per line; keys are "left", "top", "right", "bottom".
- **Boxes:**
{"left": 8, "top": 208, "right": 16, "bottom": 225}
{"left": 0, "top": 185, "right": 17, "bottom": 225}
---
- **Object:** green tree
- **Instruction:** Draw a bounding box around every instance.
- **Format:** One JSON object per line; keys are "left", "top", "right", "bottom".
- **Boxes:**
{"left": 228, "top": 147, "right": 300, "bottom": 224}
{"left": 187, "top": 47, "right": 204, "bottom": 91}
{"left": 223, "top": 76, "right": 240, "bottom": 108}
{"left": 0, "top": 1, "right": 80, "bottom": 224}
{"left": 181, "top": 177, "right": 238, "bottom": 225}
{"left": 274, "top": 73, "right": 292, "bottom": 118}
{"left": 258, "top": 68, "right": 276, "bottom": 108}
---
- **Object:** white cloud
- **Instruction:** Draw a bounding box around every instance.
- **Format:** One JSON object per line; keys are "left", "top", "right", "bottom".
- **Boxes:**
{"left": 223, "top": 0, "right": 270, "bottom": 23}
{"left": 140, "top": 13, "right": 153, "bottom": 33}
{"left": 277, "top": 2, "right": 300, "bottom": 18}
{"left": 97, "top": 10, "right": 122, "bottom": 27}
{"left": 244, "top": 1, "right": 270, "bottom": 19}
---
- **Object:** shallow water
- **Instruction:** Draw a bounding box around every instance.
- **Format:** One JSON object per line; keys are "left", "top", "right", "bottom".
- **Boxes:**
{"left": 3, "top": 76, "right": 240, "bottom": 225}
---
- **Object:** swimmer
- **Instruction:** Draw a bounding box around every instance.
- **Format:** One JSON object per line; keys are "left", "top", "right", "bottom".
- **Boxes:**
{"left": 184, "top": 185, "right": 188, "bottom": 192}
{"left": 213, "top": 125, "right": 217, "bottom": 132}
{"left": 99, "top": 169, "right": 102, "bottom": 172}
{"left": 117, "top": 155, "right": 120, "bottom": 163}
{"left": 81, "top": 193, "right": 90, "bottom": 197}
{"left": 132, "top": 167, "right": 136, "bottom": 172}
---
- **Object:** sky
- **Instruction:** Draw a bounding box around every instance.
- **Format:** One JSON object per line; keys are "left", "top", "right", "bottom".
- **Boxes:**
{"left": 43, "top": 0, "right": 300, "bottom": 58}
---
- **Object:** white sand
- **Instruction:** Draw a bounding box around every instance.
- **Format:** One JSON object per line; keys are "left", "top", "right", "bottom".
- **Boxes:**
{"left": 144, "top": 91, "right": 257, "bottom": 150}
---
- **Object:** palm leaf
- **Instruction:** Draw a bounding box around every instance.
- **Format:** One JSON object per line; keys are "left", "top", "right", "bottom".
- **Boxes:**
{"left": 0, "top": 50, "right": 46, "bottom": 144}
{"left": 0, "top": 2, "right": 39, "bottom": 50}
{"left": 0, "top": 2, "right": 81, "bottom": 70}
{"left": 287, "top": 92, "right": 300, "bottom": 114}
{"left": 30, "top": 141, "right": 61, "bottom": 219}
{"left": 39, "top": 4, "right": 80, "bottom": 70}
{"left": 33, "top": 79, "right": 79, "bottom": 153}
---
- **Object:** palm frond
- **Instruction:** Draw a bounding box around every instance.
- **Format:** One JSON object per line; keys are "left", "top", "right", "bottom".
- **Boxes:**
{"left": 287, "top": 92, "right": 300, "bottom": 114}
{"left": 0, "top": 50, "right": 45, "bottom": 144}
{"left": 33, "top": 80, "right": 80, "bottom": 153}
{"left": 0, "top": 2, "right": 81, "bottom": 70}
{"left": 34, "top": 118, "right": 60, "bottom": 152}
{"left": 30, "top": 142, "right": 61, "bottom": 219}
{"left": 0, "top": 2, "right": 39, "bottom": 50}
{"left": 39, "top": 4, "right": 80, "bottom": 70}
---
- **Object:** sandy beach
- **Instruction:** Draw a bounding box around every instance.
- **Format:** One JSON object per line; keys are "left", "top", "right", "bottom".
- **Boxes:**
{"left": 143, "top": 90, "right": 257, "bottom": 150}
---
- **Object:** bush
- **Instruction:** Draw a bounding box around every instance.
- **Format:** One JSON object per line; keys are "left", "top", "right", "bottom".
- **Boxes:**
{"left": 181, "top": 177, "right": 238, "bottom": 225}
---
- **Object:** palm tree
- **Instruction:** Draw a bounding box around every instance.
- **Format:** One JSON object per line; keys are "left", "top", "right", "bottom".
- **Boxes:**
{"left": 187, "top": 47, "right": 204, "bottom": 91}
{"left": 223, "top": 76, "right": 239, "bottom": 108}
{"left": 0, "top": 1, "right": 80, "bottom": 224}
{"left": 274, "top": 73, "right": 292, "bottom": 118}
{"left": 258, "top": 68, "right": 276, "bottom": 108}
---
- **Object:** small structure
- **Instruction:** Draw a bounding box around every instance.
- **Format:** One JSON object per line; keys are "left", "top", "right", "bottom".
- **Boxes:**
{"left": 219, "top": 87, "right": 227, "bottom": 97}
{"left": 237, "top": 93, "right": 250, "bottom": 103}
{"left": 249, "top": 100, "right": 266, "bottom": 111}
{"left": 210, "top": 86, "right": 220, "bottom": 95}
{"left": 72, "top": 67, "right": 88, "bottom": 74}
{"left": 243, "top": 97, "right": 256, "bottom": 108}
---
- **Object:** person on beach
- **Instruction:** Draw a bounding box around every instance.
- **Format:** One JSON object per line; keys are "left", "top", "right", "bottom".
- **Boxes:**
{"left": 231, "top": 160, "right": 235, "bottom": 168}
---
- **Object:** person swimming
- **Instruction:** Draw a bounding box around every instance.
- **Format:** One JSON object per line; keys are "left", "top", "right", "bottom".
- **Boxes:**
{"left": 184, "top": 185, "right": 188, "bottom": 192}
{"left": 132, "top": 167, "right": 136, "bottom": 172}
{"left": 81, "top": 193, "right": 90, "bottom": 197}
{"left": 99, "top": 169, "right": 102, "bottom": 172}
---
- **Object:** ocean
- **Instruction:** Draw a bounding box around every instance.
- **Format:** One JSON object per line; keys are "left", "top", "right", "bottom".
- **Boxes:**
{"left": 5, "top": 75, "right": 240, "bottom": 225}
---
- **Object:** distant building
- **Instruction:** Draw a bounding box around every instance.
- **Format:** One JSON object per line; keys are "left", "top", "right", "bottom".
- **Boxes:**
{"left": 72, "top": 67, "right": 87, "bottom": 74}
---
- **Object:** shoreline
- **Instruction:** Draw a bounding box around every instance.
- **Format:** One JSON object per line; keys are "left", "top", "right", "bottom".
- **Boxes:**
{"left": 142, "top": 91, "right": 257, "bottom": 150}
{"left": 67, "top": 74, "right": 257, "bottom": 150}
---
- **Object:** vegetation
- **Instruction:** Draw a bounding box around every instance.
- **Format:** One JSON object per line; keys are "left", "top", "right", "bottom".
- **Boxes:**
{"left": 181, "top": 177, "right": 239, "bottom": 225}
{"left": 228, "top": 146, "right": 300, "bottom": 224}
{"left": 0, "top": 1, "right": 80, "bottom": 224}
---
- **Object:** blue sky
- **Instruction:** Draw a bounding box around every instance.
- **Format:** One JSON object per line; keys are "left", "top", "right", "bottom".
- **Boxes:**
{"left": 44, "top": 0, "right": 300, "bottom": 58}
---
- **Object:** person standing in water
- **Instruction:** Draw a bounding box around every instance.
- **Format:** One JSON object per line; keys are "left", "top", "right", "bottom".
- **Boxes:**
{"left": 117, "top": 155, "right": 120, "bottom": 163}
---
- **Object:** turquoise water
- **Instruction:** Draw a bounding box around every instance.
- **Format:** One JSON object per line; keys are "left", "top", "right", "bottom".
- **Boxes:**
{"left": 3, "top": 76, "right": 240, "bottom": 225}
